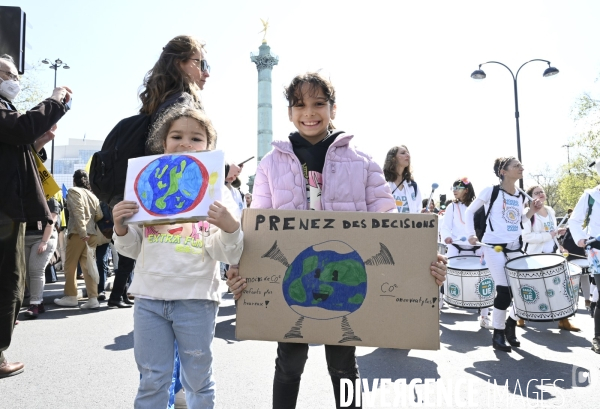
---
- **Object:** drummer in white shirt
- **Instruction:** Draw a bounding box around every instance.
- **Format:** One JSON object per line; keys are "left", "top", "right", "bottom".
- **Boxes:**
{"left": 568, "top": 159, "right": 600, "bottom": 354}
{"left": 522, "top": 185, "right": 579, "bottom": 331}
{"left": 466, "top": 157, "right": 539, "bottom": 353}
{"left": 441, "top": 177, "right": 492, "bottom": 329}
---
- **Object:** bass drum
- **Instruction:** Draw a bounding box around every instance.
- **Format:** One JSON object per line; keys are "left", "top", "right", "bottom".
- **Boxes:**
{"left": 505, "top": 254, "right": 580, "bottom": 322}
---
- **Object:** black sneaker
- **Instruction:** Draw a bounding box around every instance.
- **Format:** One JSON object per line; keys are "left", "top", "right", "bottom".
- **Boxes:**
{"left": 107, "top": 300, "right": 132, "bottom": 309}
{"left": 98, "top": 293, "right": 106, "bottom": 301}
{"left": 23, "top": 304, "right": 40, "bottom": 319}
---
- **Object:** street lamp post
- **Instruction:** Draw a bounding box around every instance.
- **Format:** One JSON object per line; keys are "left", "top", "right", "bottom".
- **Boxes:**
{"left": 42, "top": 58, "right": 70, "bottom": 174}
{"left": 471, "top": 59, "right": 559, "bottom": 189}
{"left": 562, "top": 143, "right": 573, "bottom": 172}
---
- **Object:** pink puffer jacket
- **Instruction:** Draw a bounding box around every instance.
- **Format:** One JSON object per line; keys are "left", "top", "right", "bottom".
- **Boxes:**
{"left": 252, "top": 133, "right": 396, "bottom": 212}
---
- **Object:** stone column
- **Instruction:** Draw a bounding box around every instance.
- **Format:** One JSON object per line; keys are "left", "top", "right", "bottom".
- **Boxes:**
{"left": 249, "top": 42, "right": 278, "bottom": 193}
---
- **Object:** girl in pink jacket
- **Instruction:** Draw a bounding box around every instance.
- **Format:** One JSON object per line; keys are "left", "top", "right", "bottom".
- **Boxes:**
{"left": 228, "top": 72, "right": 447, "bottom": 409}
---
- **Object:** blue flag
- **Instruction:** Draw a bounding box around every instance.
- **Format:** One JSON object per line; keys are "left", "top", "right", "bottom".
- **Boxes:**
{"left": 62, "top": 184, "right": 68, "bottom": 199}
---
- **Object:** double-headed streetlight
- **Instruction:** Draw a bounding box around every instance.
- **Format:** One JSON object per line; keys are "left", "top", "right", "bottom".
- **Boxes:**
{"left": 471, "top": 59, "right": 559, "bottom": 189}
{"left": 42, "top": 58, "right": 70, "bottom": 174}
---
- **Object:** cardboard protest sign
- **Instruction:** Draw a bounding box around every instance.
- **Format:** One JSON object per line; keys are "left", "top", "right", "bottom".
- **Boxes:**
{"left": 236, "top": 209, "right": 441, "bottom": 350}
{"left": 124, "top": 151, "right": 224, "bottom": 225}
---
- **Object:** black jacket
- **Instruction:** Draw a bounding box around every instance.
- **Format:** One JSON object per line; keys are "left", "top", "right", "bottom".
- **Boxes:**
{"left": 0, "top": 96, "right": 67, "bottom": 225}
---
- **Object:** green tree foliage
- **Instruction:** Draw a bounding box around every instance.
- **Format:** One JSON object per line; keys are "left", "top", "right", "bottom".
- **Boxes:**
{"left": 555, "top": 88, "right": 600, "bottom": 211}
{"left": 12, "top": 62, "right": 50, "bottom": 113}
{"left": 556, "top": 158, "right": 600, "bottom": 212}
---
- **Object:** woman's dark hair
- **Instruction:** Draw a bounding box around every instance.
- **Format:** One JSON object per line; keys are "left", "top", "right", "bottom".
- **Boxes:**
{"left": 284, "top": 72, "right": 336, "bottom": 130}
{"left": 139, "top": 35, "right": 206, "bottom": 115}
{"left": 452, "top": 177, "right": 476, "bottom": 206}
{"left": 146, "top": 103, "right": 217, "bottom": 154}
{"left": 526, "top": 185, "right": 543, "bottom": 205}
{"left": 383, "top": 145, "right": 413, "bottom": 183}
{"left": 73, "top": 169, "right": 91, "bottom": 190}
{"left": 493, "top": 156, "right": 516, "bottom": 179}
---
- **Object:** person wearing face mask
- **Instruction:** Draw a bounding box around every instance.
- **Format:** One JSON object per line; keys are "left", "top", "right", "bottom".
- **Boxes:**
{"left": 0, "top": 54, "right": 72, "bottom": 378}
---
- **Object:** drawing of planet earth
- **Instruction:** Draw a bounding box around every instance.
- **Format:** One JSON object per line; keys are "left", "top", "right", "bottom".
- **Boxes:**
{"left": 134, "top": 155, "right": 208, "bottom": 216}
{"left": 282, "top": 241, "right": 367, "bottom": 320}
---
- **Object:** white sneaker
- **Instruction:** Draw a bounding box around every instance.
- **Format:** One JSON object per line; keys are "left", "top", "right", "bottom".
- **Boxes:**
{"left": 479, "top": 315, "right": 493, "bottom": 329}
{"left": 174, "top": 388, "right": 187, "bottom": 409}
{"left": 80, "top": 298, "right": 99, "bottom": 310}
{"left": 54, "top": 296, "right": 78, "bottom": 307}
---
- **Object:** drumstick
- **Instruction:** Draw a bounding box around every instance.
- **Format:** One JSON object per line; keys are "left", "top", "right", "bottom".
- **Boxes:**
{"left": 517, "top": 187, "right": 533, "bottom": 202}
{"left": 427, "top": 183, "right": 439, "bottom": 211}
{"left": 562, "top": 252, "right": 587, "bottom": 259}
{"left": 476, "top": 242, "right": 503, "bottom": 252}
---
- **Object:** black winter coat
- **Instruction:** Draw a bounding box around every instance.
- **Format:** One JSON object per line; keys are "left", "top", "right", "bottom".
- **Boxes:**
{"left": 0, "top": 96, "right": 67, "bottom": 225}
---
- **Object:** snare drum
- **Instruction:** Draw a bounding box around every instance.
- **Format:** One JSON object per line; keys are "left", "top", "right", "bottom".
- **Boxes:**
{"left": 505, "top": 254, "right": 580, "bottom": 321}
{"left": 444, "top": 256, "right": 495, "bottom": 308}
{"left": 570, "top": 258, "right": 589, "bottom": 274}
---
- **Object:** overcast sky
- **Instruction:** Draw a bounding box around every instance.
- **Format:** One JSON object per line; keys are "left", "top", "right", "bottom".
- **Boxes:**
{"left": 5, "top": 0, "right": 600, "bottom": 201}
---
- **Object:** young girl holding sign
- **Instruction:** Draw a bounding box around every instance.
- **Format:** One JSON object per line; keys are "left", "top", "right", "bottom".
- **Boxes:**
{"left": 112, "top": 105, "right": 243, "bottom": 408}
{"left": 227, "top": 72, "right": 447, "bottom": 409}
{"left": 465, "top": 157, "right": 540, "bottom": 352}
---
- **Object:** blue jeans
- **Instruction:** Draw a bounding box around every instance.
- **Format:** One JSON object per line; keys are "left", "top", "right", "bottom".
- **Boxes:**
{"left": 134, "top": 298, "right": 218, "bottom": 409}
{"left": 167, "top": 341, "right": 183, "bottom": 409}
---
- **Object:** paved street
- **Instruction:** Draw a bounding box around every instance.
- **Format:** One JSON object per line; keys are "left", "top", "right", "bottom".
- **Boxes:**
{"left": 0, "top": 273, "right": 598, "bottom": 409}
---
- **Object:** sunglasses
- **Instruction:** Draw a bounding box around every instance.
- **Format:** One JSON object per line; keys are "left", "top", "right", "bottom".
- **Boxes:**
{"left": 190, "top": 59, "right": 210, "bottom": 73}
{"left": 451, "top": 186, "right": 466, "bottom": 191}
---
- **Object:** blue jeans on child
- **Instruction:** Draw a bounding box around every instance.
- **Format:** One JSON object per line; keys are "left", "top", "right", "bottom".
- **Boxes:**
{"left": 134, "top": 298, "right": 218, "bottom": 409}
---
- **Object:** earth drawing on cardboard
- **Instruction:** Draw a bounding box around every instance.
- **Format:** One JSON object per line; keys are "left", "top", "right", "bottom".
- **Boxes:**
{"left": 134, "top": 154, "right": 210, "bottom": 217}
{"left": 263, "top": 239, "right": 394, "bottom": 343}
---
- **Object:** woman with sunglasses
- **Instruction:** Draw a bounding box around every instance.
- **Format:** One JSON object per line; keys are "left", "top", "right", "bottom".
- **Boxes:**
{"left": 111, "top": 35, "right": 212, "bottom": 408}
{"left": 521, "top": 185, "right": 579, "bottom": 331}
{"left": 465, "top": 157, "right": 540, "bottom": 352}
{"left": 441, "top": 177, "right": 492, "bottom": 328}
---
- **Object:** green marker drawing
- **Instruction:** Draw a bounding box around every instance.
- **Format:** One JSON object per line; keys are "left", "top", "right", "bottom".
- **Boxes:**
{"left": 158, "top": 181, "right": 167, "bottom": 189}
{"left": 155, "top": 160, "right": 187, "bottom": 210}
{"left": 155, "top": 165, "right": 169, "bottom": 179}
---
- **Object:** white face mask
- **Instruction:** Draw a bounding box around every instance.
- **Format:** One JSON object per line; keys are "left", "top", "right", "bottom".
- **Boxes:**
{"left": 0, "top": 77, "right": 21, "bottom": 101}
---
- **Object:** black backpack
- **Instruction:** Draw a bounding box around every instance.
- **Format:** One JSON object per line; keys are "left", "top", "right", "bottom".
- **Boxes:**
{"left": 474, "top": 185, "right": 525, "bottom": 241}
{"left": 89, "top": 114, "right": 152, "bottom": 207}
{"left": 96, "top": 201, "right": 114, "bottom": 239}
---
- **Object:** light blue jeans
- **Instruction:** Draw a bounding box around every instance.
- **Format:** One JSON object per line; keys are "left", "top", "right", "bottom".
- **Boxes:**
{"left": 134, "top": 298, "right": 218, "bottom": 409}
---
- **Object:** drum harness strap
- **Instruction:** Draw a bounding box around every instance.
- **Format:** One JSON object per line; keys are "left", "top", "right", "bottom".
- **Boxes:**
{"left": 488, "top": 236, "right": 525, "bottom": 258}
{"left": 450, "top": 243, "right": 481, "bottom": 254}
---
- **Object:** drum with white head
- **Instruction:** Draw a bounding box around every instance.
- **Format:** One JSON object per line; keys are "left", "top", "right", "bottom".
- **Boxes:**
{"left": 444, "top": 256, "right": 495, "bottom": 308}
{"left": 505, "top": 254, "right": 580, "bottom": 321}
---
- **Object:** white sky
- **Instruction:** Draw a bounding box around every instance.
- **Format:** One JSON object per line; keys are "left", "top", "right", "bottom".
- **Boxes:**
{"left": 5, "top": 0, "right": 600, "bottom": 202}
